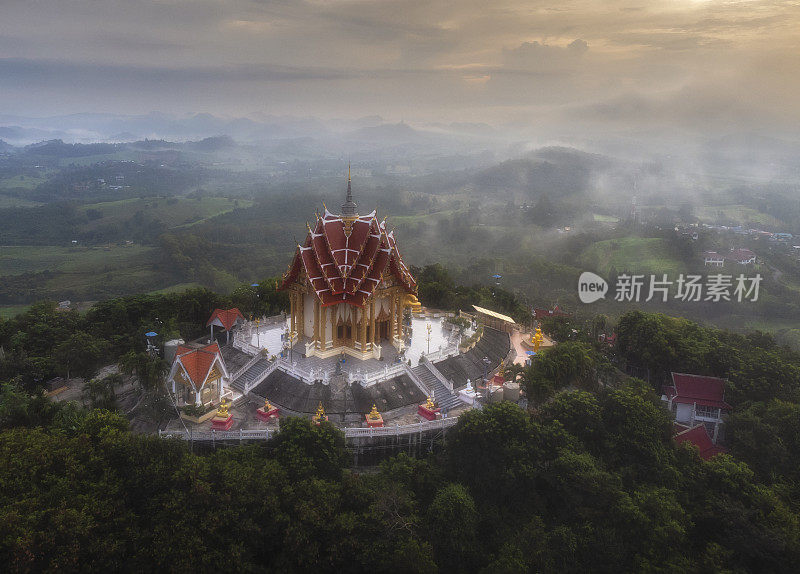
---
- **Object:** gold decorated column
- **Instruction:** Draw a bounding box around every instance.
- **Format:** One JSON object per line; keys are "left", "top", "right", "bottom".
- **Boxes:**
{"left": 389, "top": 290, "right": 395, "bottom": 340}
{"left": 321, "top": 305, "right": 327, "bottom": 349}
{"left": 360, "top": 307, "right": 367, "bottom": 350}
{"left": 314, "top": 299, "right": 320, "bottom": 348}
{"left": 394, "top": 291, "right": 402, "bottom": 339}
{"left": 370, "top": 299, "right": 375, "bottom": 347}
{"left": 297, "top": 292, "right": 304, "bottom": 339}
{"left": 289, "top": 292, "right": 296, "bottom": 334}
{"left": 330, "top": 304, "right": 335, "bottom": 347}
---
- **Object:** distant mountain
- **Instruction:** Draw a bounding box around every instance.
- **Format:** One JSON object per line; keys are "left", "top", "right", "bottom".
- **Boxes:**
{"left": 348, "top": 122, "right": 430, "bottom": 142}
{"left": 0, "top": 139, "right": 15, "bottom": 154}
{"left": 473, "top": 146, "right": 615, "bottom": 198}
{"left": 184, "top": 135, "right": 237, "bottom": 152}
{"left": 23, "top": 139, "right": 122, "bottom": 158}
{"left": 110, "top": 132, "right": 139, "bottom": 142}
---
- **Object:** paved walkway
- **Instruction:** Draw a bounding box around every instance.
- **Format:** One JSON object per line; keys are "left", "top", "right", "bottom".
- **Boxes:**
{"left": 510, "top": 329, "right": 554, "bottom": 365}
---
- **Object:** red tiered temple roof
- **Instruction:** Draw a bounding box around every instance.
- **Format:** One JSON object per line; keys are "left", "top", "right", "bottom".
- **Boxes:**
{"left": 280, "top": 205, "right": 416, "bottom": 307}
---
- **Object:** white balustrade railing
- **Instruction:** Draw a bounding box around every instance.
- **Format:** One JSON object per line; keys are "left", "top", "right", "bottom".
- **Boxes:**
{"left": 159, "top": 416, "right": 459, "bottom": 442}
{"left": 160, "top": 428, "right": 274, "bottom": 441}
{"left": 362, "top": 362, "right": 407, "bottom": 386}
{"left": 232, "top": 330, "right": 261, "bottom": 356}
{"left": 344, "top": 416, "right": 459, "bottom": 437}
{"left": 276, "top": 358, "right": 316, "bottom": 385}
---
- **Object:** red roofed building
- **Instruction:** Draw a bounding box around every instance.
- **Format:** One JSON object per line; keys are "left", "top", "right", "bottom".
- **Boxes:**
{"left": 662, "top": 373, "right": 731, "bottom": 444}
{"left": 206, "top": 308, "right": 246, "bottom": 343}
{"left": 168, "top": 341, "right": 229, "bottom": 407}
{"left": 279, "top": 170, "right": 419, "bottom": 359}
{"left": 727, "top": 248, "right": 756, "bottom": 265}
{"left": 674, "top": 425, "right": 727, "bottom": 460}
{"left": 533, "top": 305, "right": 570, "bottom": 320}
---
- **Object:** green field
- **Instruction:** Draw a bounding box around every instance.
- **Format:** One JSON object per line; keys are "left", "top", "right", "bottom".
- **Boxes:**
{"left": 79, "top": 196, "right": 252, "bottom": 230}
{"left": 0, "top": 245, "right": 155, "bottom": 276}
{"left": 695, "top": 204, "right": 784, "bottom": 228}
{"left": 580, "top": 237, "right": 687, "bottom": 276}
{"left": 592, "top": 213, "right": 619, "bottom": 223}
{"left": 0, "top": 194, "right": 42, "bottom": 208}
{"left": 0, "top": 174, "right": 48, "bottom": 190}
{"left": 148, "top": 282, "right": 205, "bottom": 295}
{"left": 0, "top": 304, "right": 31, "bottom": 319}
{"left": 0, "top": 244, "right": 177, "bottom": 302}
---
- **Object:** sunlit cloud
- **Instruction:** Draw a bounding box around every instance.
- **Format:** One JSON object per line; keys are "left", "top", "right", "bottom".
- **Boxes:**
{"left": 0, "top": 0, "right": 798, "bottom": 135}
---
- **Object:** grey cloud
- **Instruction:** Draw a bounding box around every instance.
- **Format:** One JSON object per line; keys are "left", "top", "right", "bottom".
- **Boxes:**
{"left": 0, "top": 0, "right": 798, "bottom": 135}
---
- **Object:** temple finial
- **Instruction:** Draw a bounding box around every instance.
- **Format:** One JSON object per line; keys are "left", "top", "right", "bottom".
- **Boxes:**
{"left": 341, "top": 163, "right": 357, "bottom": 217}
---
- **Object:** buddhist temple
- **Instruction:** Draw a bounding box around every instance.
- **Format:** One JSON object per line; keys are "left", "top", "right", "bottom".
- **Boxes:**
{"left": 279, "top": 170, "right": 419, "bottom": 360}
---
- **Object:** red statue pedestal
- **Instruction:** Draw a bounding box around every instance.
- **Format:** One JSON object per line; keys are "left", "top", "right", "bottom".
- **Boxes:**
{"left": 365, "top": 415, "right": 384, "bottom": 428}
{"left": 256, "top": 406, "right": 279, "bottom": 422}
{"left": 211, "top": 414, "right": 233, "bottom": 431}
{"left": 418, "top": 404, "right": 441, "bottom": 421}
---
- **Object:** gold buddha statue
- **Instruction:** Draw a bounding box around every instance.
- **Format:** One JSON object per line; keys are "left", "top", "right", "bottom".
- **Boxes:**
{"left": 368, "top": 404, "right": 381, "bottom": 420}
{"left": 216, "top": 398, "right": 230, "bottom": 418}
{"left": 312, "top": 402, "right": 326, "bottom": 422}
{"left": 532, "top": 326, "right": 544, "bottom": 352}
{"left": 263, "top": 397, "right": 273, "bottom": 412}
{"left": 425, "top": 396, "right": 436, "bottom": 410}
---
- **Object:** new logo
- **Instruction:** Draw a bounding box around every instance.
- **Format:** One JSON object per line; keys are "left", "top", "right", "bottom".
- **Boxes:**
{"left": 578, "top": 272, "right": 608, "bottom": 303}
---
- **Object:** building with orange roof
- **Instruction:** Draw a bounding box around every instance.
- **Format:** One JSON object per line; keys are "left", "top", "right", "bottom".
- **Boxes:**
{"left": 279, "top": 170, "right": 419, "bottom": 360}
{"left": 167, "top": 341, "right": 230, "bottom": 407}
{"left": 206, "top": 308, "right": 246, "bottom": 343}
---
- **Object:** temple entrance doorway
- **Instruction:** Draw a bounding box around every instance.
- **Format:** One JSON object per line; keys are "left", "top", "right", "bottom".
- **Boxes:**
{"left": 378, "top": 320, "right": 390, "bottom": 340}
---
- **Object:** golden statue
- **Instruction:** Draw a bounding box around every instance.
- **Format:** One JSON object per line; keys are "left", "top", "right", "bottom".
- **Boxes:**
{"left": 368, "top": 404, "right": 381, "bottom": 420}
{"left": 264, "top": 397, "right": 273, "bottom": 412}
{"left": 425, "top": 396, "right": 436, "bottom": 410}
{"left": 312, "top": 402, "right": 326, "bottom": 422}
{"left": 405, "top": 292, "right": 422, "bottom": 312}
{"left": 532, "top": 326, "right": 544, "bottom": 353}
{"left": 216, "top": 398, "right": 230, "bottom": 419}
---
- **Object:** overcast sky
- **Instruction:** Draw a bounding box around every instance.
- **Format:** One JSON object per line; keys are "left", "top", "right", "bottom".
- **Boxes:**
{"left": 1, "top": 0, "right": 799, "bottom": 136}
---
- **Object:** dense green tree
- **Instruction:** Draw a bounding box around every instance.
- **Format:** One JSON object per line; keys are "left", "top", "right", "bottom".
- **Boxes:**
{"left": 82, "top": 374, "right": 123, "bottom": 411}
{"left": 426, "top": 483, "right": 480, "bottom": 572}
{"left": 53, "top": 331, "right": 105, "bottom": 379}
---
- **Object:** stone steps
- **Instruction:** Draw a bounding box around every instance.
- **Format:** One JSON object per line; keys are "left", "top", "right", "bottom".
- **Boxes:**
{"left": 411, "top": 364, "right": 462, "bottom": 411}
{"left": 231, "top": 358, "right": 270, "bottom": 393}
